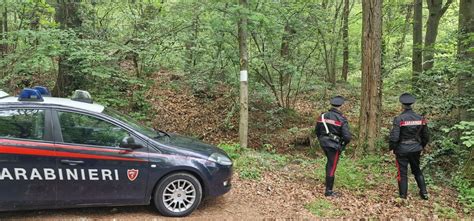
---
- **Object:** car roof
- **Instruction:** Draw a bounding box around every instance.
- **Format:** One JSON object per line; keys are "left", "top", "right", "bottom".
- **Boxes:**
{"left": 0, "top": 96, "right": 105, "bottom": 113}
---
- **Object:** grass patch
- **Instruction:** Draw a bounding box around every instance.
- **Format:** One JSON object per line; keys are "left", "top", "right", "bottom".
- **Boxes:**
{"left": 220, "top": 142, "right": 397, "bottom": 188}
{"left": 305, "top": 198, "right": 346, "bottom": 217}
{"left": 434, "top": 203, "right": 458, "bottom": 219}
{"left": 312, "top": 153, "right": 396, "bottom": 191}
{"left": 218, "top": 143, "right": 290, "bottom": 180}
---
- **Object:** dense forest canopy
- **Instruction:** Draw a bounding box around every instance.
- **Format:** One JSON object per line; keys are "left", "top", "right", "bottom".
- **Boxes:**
{"left": 0, "top": 0, "right": 472, "bottom": 216}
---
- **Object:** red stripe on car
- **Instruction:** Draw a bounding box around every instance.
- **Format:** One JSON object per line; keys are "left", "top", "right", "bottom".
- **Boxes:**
{"left": 0, "top": 145, "right": 145, "bottom": 162}
{"left": 0, "top": 139, "right": 147, "bottom": 156}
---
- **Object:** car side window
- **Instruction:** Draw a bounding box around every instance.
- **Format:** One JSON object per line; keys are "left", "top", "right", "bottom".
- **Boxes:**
{"left": 58, "top": 111, "right": 128, "bottom": 147}
{"left": 0, "top": 109, "right": 45, "bottom": 141}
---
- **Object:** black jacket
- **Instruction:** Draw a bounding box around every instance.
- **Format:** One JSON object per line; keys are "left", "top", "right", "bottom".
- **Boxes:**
{"left": 315, "top": 108, "right": 352, "bottom": 149}
{"left": 389, "top": 108, "right": 430, "bottom": 154}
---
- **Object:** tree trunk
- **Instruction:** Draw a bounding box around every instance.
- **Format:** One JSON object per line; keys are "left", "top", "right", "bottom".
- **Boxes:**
{"left": 412, "top": 0, "right": 423, "bottom": 84}
{"left": 457, "top": 0, "right": 474, "bottom": 122}
{"left": 280, "top": 23, "right": 291, "bottom": 58}
{"left": 52, "top": 0, "right": 82, "bottom": 97}
{"left": 394, "top": 3, "right": 413, "bottom": 60}
{"left": 423, "top": 0, "right": 453, "bottom": 71}
{"left": 280, "top": 22, "right": 295, "bottom": 94}
{"left": 0, "top": 1, "right": 7, "bottom": 57}
{"left": 186, "top": 7, "right": 199, "bottom": 74}
{"left": 359, "top": 0, "right": 383, "bottom": 153}
{"left": 341, "top": 0, "right": 350, "bottom": 82}
{"left": 238, "top": 0, "right": 249, "bottom": 149}
{"left": 317, "top": 0, "right": 343, "bottom": 86}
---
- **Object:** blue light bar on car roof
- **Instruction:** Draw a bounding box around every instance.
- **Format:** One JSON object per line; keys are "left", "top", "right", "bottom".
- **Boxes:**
{"left": 32, "top": 86, "right": 51, "bottom": 96}
{"left": 18, "top": 88, "right": 44, "bottom": 102}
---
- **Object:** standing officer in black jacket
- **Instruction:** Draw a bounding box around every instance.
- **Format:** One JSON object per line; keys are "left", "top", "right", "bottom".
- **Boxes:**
{"left": 315, "top": 96, "right": 352, "bottom": 197}
{"left": 389, "top": 93, "right": 430, "bottom": 200}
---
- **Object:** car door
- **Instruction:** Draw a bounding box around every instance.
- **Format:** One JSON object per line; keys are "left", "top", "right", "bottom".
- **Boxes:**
{"left": 52, "top": 109, "right": 149, "bottom": 206}
{"left": 0, "top": 108, "right": 56, "bottom": 210}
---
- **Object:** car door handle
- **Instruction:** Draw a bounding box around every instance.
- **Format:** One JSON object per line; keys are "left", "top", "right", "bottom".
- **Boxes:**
{"left": 60, "top": 159, "right": 84, "bottom": 166}
{"left": 117, "top": 147, "right": 133, "bottom": 154}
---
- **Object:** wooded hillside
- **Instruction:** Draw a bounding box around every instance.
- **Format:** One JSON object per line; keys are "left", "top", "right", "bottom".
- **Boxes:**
{"left": 0, "top": 0, "right": 472, "bottom": 218}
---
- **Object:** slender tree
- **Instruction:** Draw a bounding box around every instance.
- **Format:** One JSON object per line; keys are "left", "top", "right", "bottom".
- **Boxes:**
{"left": 359, "top": 0, "right": 383, "bottom": 153}
{"left": 412, "top": 0, "right": 422, "bottom": 84}
{"left": 238, "top": 0, "right": 249, "bottom": 149}
{"left": 457, "top": 0, "right": 474, "bottom": 122}
{"left": 423, "top": 0, "right": 453, "bottom": 71}
{"left": 52, "top": 0, "right": 82, "bottom": 97}
{"left": 317, "top": 0, "right": 344, "bottom": 86}
{"left": 341, "top": 0, "right": 350, "bottom": 82}
{"left": 394, "top": 3, "right": 413, "bottom": 60}
{"left": 0, "top": 0, "right": 7, "bottom": 57}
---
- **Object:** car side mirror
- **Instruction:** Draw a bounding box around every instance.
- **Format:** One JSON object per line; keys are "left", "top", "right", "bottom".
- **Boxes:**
{"left": 120, "top": 136, "right": 143, "bottom": 149}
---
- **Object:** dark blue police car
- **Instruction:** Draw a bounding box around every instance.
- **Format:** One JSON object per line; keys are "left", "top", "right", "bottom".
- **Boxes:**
{"left": 0, "top": 87, "right": 232, "bottom": 217}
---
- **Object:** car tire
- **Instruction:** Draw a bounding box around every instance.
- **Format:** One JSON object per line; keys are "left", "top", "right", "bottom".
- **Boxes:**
{"left": 153, "top": 172, "right": 202, "bottom": 217}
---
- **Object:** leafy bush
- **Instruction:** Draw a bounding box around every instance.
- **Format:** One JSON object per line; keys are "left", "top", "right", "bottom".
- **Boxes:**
{"left": 453, "top": 175, "right": 474, "bottom": 214}
{"left": 218, "top": 143, "right": 289, "bottom": 180}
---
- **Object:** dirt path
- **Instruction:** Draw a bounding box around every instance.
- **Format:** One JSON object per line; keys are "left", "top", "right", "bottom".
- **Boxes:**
{"left": 0, "top": 169, "right": 468, "bottom": 220}
{"left": 0, "top": 173, "right": 314, "bottom": 220}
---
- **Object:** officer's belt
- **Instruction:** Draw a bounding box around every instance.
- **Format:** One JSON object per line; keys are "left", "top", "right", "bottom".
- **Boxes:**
{"left": 323, "top": 133, "right": 341, "bottom": 143}
{"left": 400, "top": 139, "right": 419, "bottom": 145}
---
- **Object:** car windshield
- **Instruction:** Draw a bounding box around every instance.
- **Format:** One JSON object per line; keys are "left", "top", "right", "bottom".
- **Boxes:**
{"left": 104, "top": 108, "right": 157, "bottom": 138}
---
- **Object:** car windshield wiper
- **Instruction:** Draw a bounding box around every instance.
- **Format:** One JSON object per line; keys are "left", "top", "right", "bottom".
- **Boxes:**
{"left": 155, "top": 129, "right": 171, "bottom": 138}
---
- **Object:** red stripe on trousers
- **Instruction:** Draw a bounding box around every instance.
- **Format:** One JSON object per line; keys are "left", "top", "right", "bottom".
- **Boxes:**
{"left": 395, "top": 160, "right": 401, "bottom": 182}
{"left": 330, "top": 150, "right": 340, "bottom": 177}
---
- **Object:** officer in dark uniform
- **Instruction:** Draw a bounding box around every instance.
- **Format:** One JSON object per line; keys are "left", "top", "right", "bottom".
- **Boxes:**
{"left": 389, "top": 93, "right": 430, "bottom": 200}
{"left": 315, "top": 96, "right": 352, "bottom": 197}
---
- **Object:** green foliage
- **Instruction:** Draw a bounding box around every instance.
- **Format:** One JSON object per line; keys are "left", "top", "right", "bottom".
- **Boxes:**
{"left": 453, "top": 175, "right": 474, "bottom": 214}
{"left": 449, "top": 121, "right": 474, "bottom": 148}
{"left": 0, "top": 0, "right": 470, "bottom": 213}
{"left": 218, "top": 143, "right": 289, "bottom": 180}
{"left": 434, "top": 203, "right": 458, "bottom": 219}
{"left": 312, "top": 154, "right": 394, "bottom": 191}
{"left": 305, "top": 198, "right": 346, "bottom": 217}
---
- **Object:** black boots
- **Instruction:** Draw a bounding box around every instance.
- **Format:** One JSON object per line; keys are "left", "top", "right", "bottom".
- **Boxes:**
{"left": 398, "top": 175, "right": 429, "bottom": 200}
{"left": 415, "top": 175, "right": 429, "bottom": 200}
{"left": 325, "top": 176, "right": 339, "bottom": 197}
{"left": 398, "top": 179, "right": 408, "bottom": 199}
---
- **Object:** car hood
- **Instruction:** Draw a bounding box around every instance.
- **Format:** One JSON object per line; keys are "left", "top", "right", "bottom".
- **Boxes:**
{"left": 154, "top": 134, "right": 226, "bottom": 158}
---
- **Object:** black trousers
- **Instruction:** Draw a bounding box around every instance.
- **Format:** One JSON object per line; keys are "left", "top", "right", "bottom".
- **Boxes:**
{"left": 395, "top": 151, "right": 427, "bottom": 197}
{"left": 323, "top": 147, "right": 340, "bottom": 191}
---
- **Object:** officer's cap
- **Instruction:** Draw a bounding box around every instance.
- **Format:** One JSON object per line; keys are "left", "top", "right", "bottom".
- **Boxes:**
{"left": 330, "top": 96, "right": 345, "bottom": 107}
{"left": 399, "top": 93, "right": 416, "bottom": 105}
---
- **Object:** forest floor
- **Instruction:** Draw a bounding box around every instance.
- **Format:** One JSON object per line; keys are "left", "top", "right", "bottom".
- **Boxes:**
{"left": 0, "top": 161, "right": 467, "bottom": 220}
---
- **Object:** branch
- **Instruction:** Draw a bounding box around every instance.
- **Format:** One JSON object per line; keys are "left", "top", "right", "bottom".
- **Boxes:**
{"left": 440, "top": 0, "right": 453, "bottom": 16}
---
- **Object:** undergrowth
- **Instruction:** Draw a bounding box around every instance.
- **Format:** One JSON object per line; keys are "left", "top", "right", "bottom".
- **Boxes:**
{"left": 218, "top": 143, "right": 469, "bottom": 217}
{"left": 218, "top": 142, "right": 396, "bottom": 190}
{"left": 218, "top": 143, "right": 289, "bottom": 180}
{"left": 305, "top": 198, "right": 346, "bottom": 217}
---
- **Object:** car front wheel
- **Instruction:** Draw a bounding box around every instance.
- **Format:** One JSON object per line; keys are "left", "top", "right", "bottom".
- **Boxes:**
{"left": 153, "top": 172, "right": 202, "bottom": 217}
